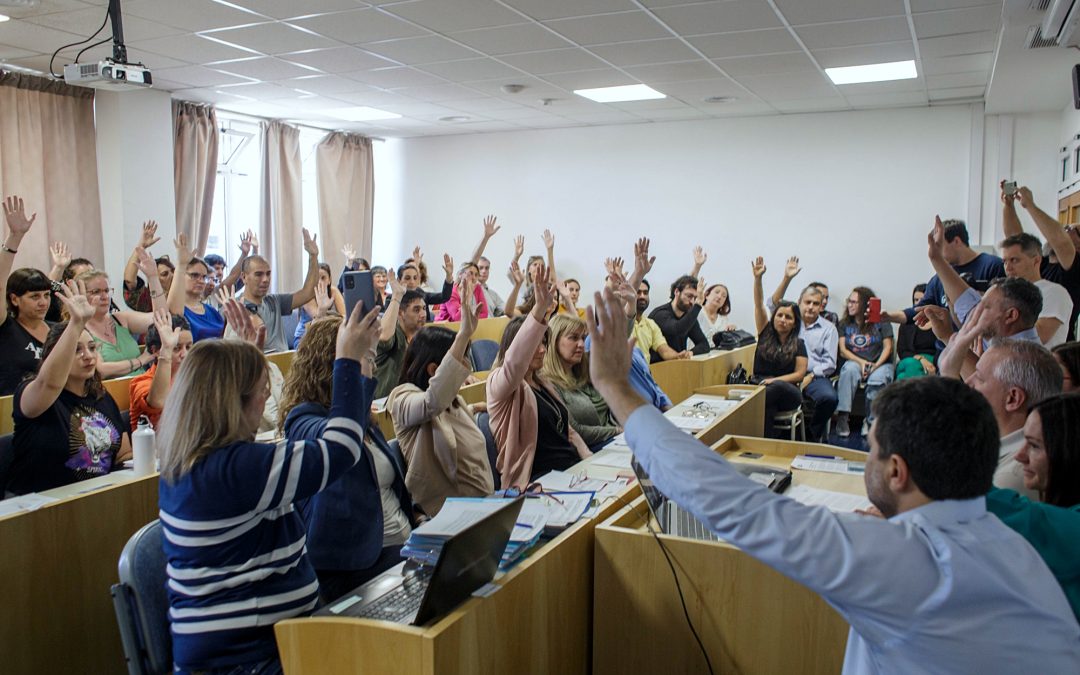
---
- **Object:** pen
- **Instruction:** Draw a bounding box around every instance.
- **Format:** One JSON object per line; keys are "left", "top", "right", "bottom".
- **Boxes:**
{"left": 805, "top": 453, "right": 841, "bottom": 460}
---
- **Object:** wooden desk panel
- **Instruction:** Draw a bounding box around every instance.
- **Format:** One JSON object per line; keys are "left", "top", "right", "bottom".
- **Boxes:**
{"left": 0, "top": 474, "right": 158, "bottom": 675}
{"left": 649, "top": 344, "right": 756, "bottom": 405}
{"left": 434, "top": 316, "right": 510, "bottom": 344}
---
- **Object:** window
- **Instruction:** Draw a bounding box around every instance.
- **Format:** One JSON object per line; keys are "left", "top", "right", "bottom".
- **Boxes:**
{"left": 206, "top": 114, "right": 262, "bottom": 263}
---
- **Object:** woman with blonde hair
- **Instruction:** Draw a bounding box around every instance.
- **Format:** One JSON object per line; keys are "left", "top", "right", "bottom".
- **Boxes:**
{"left": 157, "top": 301, "right": 381, "bottom": 674}
{"left": 541, "top": 313, "right": 620, "bottom": 449}
{"left": 280, "top": 314, "right": 422, "bottom": 602}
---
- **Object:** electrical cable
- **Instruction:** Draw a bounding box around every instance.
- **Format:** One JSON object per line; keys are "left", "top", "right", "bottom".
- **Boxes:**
{"left": 74, "top": 36, "right": 115, "bottom": 65}
{"left": 606, "top": 489, "right": 720, "bottom": 675}
{"left": 47, "top": 9, "right": 110, "bottom": 78}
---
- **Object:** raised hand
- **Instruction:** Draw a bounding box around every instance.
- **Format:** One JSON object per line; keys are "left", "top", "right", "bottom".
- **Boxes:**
{"left": 222, "top": 298, "right": 265, "bottom": 349}
{"left": 214, "top": 284, "right": 235, "bottom": 307}
{"left": 1016, "top": 186, "right": 1034, "bottom": 210}
{"left": 174, "top": 233, "right": 193, "bottom": 266}
{"left": 239, "top": 230, "right": 255, "bottom": 257}
{"left": 442, "top": 253, "right": 454, "bottom": 280}
{"left": 585, "top": 286, "right": 636, "bottom": 391}
{"left": 784, "top": 256, "right": 801, "bottom": 279}
{"left": 135, "top": 246, "right": 158, "bottom": 278}
{"left": 751, "top": 256, "right": 766, "bottom": 278}
{"left": 336, "top": 302, "right": 383, "bottom": 362}
{"left": 139, "top": 221, "right": 160, "bottom": 249}
{"left": 153, "top": 308, "right": 180, "bottom": 353}
{"left": 341, "top": 243, "right": 357, "bottom": 263}
{"left": 482, "top": 214, "right": 500, "bottom": 238}
{"left": 315, "top": 279, "right": 334, "bottom": 315}
{"left": 693, "top": 245, "right": 707, "bottom": 267}
{"left": 458, "top": 277, "right": 480, "bottom": 338}
{"left": 50, "top": 241, "right": 71, "bottom": 269}
{"left": 2, "top": 196, "right": 37, "bottom": 237}
{"left": 542, "top": 229, "right": 555, "bottom": 251}
{"left": 513, "top": 235, "right": 524, "bottom": 261}
{"left": 302, "top": 228, "right": 319, "bottom": 258}
{"left": 412, "top": 245, "right": 423, "bottom": 264}
{"left": 914, "top": 305, "right": 952, "bottom": 342}
{"left": 999, "top": 180, "right": 1017, "bottom": 205}
{"left": 249, "top": 231, "right": 260, "bottom": 253}
{"left": 387, "top": 268, "right": 405, "bottom": 298}
{"left": 632, "top": 237, "right": 655, "bottom": 283}
{"left": 57, "top": 279, "right": 94, "bottom": 324}
{"left": 508, "top": 260, "right": 525, "bottom": 286}
{"left": 531, "top": 263, "right": 555, "bottom": 319}
{"left": 927, "top": 216, "right": 947, "bottom": 262}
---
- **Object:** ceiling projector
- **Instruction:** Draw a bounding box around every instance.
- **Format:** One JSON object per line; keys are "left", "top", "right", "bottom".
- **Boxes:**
{"left": 63, "top": 59, "right": 152, "bottom": 91}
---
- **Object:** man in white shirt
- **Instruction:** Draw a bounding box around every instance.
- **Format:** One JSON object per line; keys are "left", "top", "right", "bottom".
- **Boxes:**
{"left": 999, "top": 232, "right": 1072, "bottom": 346}
{"left": 585, "top": 286, "right": 1080, "bottom": 675}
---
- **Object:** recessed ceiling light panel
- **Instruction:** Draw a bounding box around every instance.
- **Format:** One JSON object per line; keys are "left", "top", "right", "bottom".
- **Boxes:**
{"left": 326, "top": 106, "right": 401, "bottom": 122}
{"left": 825, "top": 60, "right": 917, "bottom": 85}
{"left": 574, "top": 84, "right": 666, "bottom": 103}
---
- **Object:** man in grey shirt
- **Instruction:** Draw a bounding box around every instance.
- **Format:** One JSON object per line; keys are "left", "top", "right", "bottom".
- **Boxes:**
{"left": 477, "top": 256, "right": 505, "bottom": 317}
{"left": 238, "top": 228, "right": 320, "bottom": 353}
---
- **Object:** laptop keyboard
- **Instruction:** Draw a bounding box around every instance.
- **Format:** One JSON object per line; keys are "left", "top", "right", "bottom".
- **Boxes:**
{"left": 354, "top": 575, "right": 430, "bottom": 623}
{"left": 672, "top": 505, "right": 720, "bottom": 542}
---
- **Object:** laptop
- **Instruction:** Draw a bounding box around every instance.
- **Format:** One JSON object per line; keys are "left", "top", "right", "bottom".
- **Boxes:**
{"left": 630, "top": 457, "right": 791, "bottom": 542}
{"left": 318, "top": 497, "right": 523, "bottom": 626}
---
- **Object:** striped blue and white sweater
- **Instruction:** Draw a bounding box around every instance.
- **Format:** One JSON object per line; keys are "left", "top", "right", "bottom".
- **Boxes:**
{"left": 159, "top": 359, "right": 371, "bottom": 671}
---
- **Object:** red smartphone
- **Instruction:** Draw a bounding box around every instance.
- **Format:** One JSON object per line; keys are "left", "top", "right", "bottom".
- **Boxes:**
{"left": 868, "top": 297, "right": 881, "bottom": 323}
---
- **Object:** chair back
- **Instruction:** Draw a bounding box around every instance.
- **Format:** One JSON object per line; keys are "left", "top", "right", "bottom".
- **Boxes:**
{"left": 110, "top": 520, "right": 172, "bottom": 675}
{"left": 469, "top": 339, "right": 500, "bottom": 372}
{"left": 475, "top": 411, "right": 501, "bottom": 491}
{"left": 0, "top": 433, "right": 13, "bottom": 494}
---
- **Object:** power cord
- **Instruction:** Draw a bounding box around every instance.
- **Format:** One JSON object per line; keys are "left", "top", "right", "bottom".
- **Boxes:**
{"left": 48, "top": 8, "right": 110, "bottom": 78}
{"left": 74, "top": 36, "right": 115, "bottom": 64}
{"left": 607, "top": 489, "right": 719, "bottom": 675}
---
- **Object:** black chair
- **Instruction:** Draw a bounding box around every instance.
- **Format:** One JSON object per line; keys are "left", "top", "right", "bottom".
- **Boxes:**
{"left": 469, "top": 339, "right": 500, "bottom": 372}
{"left": 0, "top": 433, "right": 12, "bottom": 495}
{"left": 475, "top": 411, "right": 500, "bottom": 491}
{"left": 110, "top": 520, "right": 171, "bottom": 675}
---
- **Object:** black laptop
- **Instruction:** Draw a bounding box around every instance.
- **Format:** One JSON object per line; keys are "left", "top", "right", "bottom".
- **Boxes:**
{"left": 319, "top": 497, "right": 524, "bottom": 626}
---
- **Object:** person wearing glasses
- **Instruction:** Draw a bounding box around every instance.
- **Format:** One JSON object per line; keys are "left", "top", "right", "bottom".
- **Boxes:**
{"left": 835, "top": 286, "right": 894, "bottom": 438}
{"left": 78, "top": 249, "right": 166, "bottom": 379}
{"left": 166, "top": 234, "right": 225, "bottom": 343}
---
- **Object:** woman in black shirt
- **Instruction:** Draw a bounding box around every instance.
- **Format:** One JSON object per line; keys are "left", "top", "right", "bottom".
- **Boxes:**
{"left": 752, "top": 257, "right": 808, "bottom": 438}
{"left": 896, "top": 284, "right": 939, "bottom": 380}
{"left": 0, "top": 197, "right": 52, "bottom": 395}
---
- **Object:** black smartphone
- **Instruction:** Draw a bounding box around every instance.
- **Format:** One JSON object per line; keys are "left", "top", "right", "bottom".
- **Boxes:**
{"left": 342, "top": 271, "right": 377, "bottom": 320}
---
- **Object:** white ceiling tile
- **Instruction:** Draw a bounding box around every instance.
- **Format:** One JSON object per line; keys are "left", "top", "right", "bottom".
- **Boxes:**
{"left": 381, "top": 101, "right": 477, "bottom": 118}
{"left": 624, "top": 60, "right": 722, "bottom": 83}
{"left": 735, "top": 72, "right": 837, "bottom": 100}
{"left": 0, "top": 53, "right": 58, "bottom": 75}
{"left": 713, "top": 52, "right": 818, "bottom": 77}
{"left": 169, "top": 87, "right": 232, "bottom": 104}
{"left": 499, "top": 0, "right": 639, "bottom": 21}
{"left": 280, "top": 47, "right": 396, "bottom": 73}
{"left": 464, "top": 76, "right": 568, "bottom": 99}
{"left": 636, "top": 107, "right": 712, "bottom": 121}
{"left": 290, "top": 9, "right": 428, "bottom": 44}
{"left": 922, "top": 53, "right": 993, "bottom": 76}
{"left": 0, "top": 1, "right": 95, "bottom": 21}
{"left": 328, "top": 89, "right": 424, "bottom": 106}
{"left": 133, "top": 33, "right": 259, "bottom": 64}
{"left": 212, "top": 81, "right": 301, "bottom": 100}
{"left": 438, "top": 97, "right": 522, "bottom": 112}
{"left": 846, "top": 91, "right": 928, "bottom": 108}
{"left": 795, "top": 17, "right": 912, "bottom": 49}
{"left": 216, "top": 100, "right": 300, "bottom": 117}
{"left": 512, "top": 116, "right": 583, "bottom": 128}
{"left": 928, "top": 85, "right": 985, "bottom": 101}
{"left": 543, "top": 68, "right": 636, "bottom": 89}
{"left": 211, "top": 56, "right": 316, "bottom": 81}
{"left": 22, "top": 8, "right": 184, "bottom": 41}
{"left": 153, "top": 65, "right": 254, "bottom": 87}
{"left": 479, "top": 105, "right": 560, "bottom": 119}
{"left": 912, "top": 5, "right": 1000, "bottom": 40}
{"left": 452, "top": 120, "right": 529, "bottom": 132}
{"left": 563, "top": 109, "right": 644, "bottom": 123}
{"left": 811, "top": 41, "right": 915, "bottom": 68}
{"left": 652, "top": 1, "right": 783, "bottom": 36}
{"left": 771, "top": 96, "right": 850, "bottom": 113}
{"left": 448, "top": 23, "right": 574, "bottom": 55}
{"left": 206, "top": 23, "right": 336, "bottom": 56}
{"left": 835, "top": 77, "right": 926, "bottom": 94}
{"left": 501, "top": 48, "right": 609, "bottom": 75}
{"left": 345, "top": 66, "right": 445, "bottom": 87}
{"left": 0, "top": 46, "right": 39, "bottom": 61}
{"left": 385, "top": 0, "right": 526, "bottom": 33}
{"left": 283, "top": 74, "right": 374, "bottom": 95}
{"left": 361, "top": 35, "right": 478, "bottom": 65}
{"left": 772, "top": 0, "right": 906, "bottom": 26}
{"left": 416, "top": 58, "right": 522, "bottom": 82}
{"left": 543, "top": 11, "right": 671, "bottom": 45}
{"left": 123, "top": 0, "right": 264, "bottom": 32}
{"left": 652, "top": 77, "right": 746, "bottom": 99}
{"left": 701, "top": 101, "right": 777, "bottom": 116}
{"left": 608, "top": 97, "right": 693, "bottom": 111}
{"left": 225, "top": 0, "right": 364, "bottom": 20}
{"left": 125, "top": 48, "right": 189, "bottom": 69}
{"left": 910, "top": 0, "right": 999, "bottom": 10}
{"left": 388, "top": 82, "right": 482, "bottom": 102}
{"left": 0, "top": 21, "right": 86, "bottom": 54}
{"left": 918, "top": 31, "right": 997, "bottom": 59}
{"left": 926, "top": 71, "right": 988, "bottom": 89}
{"left": 589, "top": 38, "right": 700, "bottom": 67}
{"left": 688, "top": 29, "right": 802, "bottom": 59}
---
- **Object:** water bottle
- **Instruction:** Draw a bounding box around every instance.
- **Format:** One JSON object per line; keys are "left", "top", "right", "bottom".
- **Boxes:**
{"left": 132, "top": 415, "right": 156, "bottom": 476}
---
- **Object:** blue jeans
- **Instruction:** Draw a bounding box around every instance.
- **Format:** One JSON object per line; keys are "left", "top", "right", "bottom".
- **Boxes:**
{"left": 803, "top": 376, "right": 839, "bottom": 441}
{"left": 837, "top": 360, "right": 894, "bottom": 422}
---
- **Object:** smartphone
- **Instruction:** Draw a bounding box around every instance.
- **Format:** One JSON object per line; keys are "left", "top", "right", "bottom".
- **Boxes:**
{"left": 342, "top": 271, "right": 376, "bottom": 320}
{"left": 868, "top": 297, "right": 881, "bottom": 323}
{"left": 1004, "top": 181, "right": 1018, "bottom": 196}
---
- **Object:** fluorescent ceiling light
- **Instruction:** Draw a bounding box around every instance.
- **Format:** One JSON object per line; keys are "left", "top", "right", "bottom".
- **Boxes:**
{"left": 326, "top": 106, "right": 401, "bottom": 122}
{"left": 825, "top": 60, "right": 917, "bottom": 85}
{"left": 0, "top": 14, "right": 10, "bottom": 23}
{"left": 574, "top": 84, "right": 665, "bottom": 103}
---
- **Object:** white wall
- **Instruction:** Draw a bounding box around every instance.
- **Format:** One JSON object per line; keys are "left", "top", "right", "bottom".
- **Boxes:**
{"left": 981, "top": 111, "right": 1061, "bottom": 243}
{"left": 96, "top": 88, "right": 176, "bottom": 308}
{"left": 373, "top": 106, "right": 975, "bottom": 329}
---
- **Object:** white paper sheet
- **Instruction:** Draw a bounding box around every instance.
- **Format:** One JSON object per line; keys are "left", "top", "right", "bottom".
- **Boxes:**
{"left": 784, "top": 484, "right": 871, "bottom": 513}
{"left": 0, "top": 493, "right": 59, "bottom": 517}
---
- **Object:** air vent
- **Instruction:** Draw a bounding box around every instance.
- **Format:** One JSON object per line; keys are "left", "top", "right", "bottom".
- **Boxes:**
{"left": 1026, "top": 24, "right": 1060, "bottom": 48}
{"left": 1031, "top": 0, "right": 1052, "bottom": 10}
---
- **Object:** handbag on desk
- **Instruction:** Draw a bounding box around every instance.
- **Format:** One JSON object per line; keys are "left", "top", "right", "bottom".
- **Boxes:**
{"left": 713, "top": 329, "right": 756, "bottom": 351}
{"left": 726, "top": 363, "right": 750, "bottom": 385}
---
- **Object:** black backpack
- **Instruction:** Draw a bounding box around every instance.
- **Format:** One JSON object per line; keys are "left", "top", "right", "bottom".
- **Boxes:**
{"left": 714, "top": 329, "right": 756, "bottom": 351}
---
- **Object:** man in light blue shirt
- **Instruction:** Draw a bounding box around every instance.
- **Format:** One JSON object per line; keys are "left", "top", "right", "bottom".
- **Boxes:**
{"left": 793, "top": 286, "right": 838, "bottom": 441}
{"left": 586, "top": 287, "right": 1080, "bottom": 674}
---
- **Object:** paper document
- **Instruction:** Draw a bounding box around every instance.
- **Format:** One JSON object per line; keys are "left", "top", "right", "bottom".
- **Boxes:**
{"left": 537, "top": 470, "right": 629, "bottom": 500}
{"left": 791, "top": 456, "right": 865, "bottom": 474}
{"left": 785, "top": 484, "right": 871, "bottom": 513}
{"left": 588, "top": 451, "right": 633, "bottom": 470}
{"left": 0, "top": 493, "right": 59, "bottom": 517}
{"left": 411, "top": 499, "right": 509, "bottom": 538}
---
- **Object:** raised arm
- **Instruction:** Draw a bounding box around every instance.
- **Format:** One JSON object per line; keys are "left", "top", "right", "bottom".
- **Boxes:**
{"left": 927, "top": 216, "right": 969, "bottom": 309}
{"left": 751, "top": 257, "right": 768, "bottom": 334}
{"left": 20, "top": 282, "right": 94, "bottom": 418}
{"left": 380, "top": 270, "right": 405, "bottom": 342}
{"left": 690, "top": 246, "right": 706, "bottom": 278}
{"left": 123, "top": 221, "right": 159, "bottom": 294}
{"left": 1017, "top": 186, "right": 1076, "bottom": 270}
{"left": 114, "top": 247, "right": 167, "bottom": 337}
{"left": 937, "top": 304, "right": 990, "bottom": 381}
{"left": 47, "top": 241, "right": 70, "bottom": 282}
{"left": 771, "top": 256, "right": 801, "bottom": 308}
{"left": 167, "top": 233, "right": 194, "bottom": 316}
{"left": 0, "top": 196, "right": 36, "bottom": 329}
{"left": 543, "top": 229, "right": 556, "bottom": 282}
{"left": 503, "top": 261, "right": 526, "bottom": 318}
{"left": 289, "top": 228, "right": 320, "bottom": 312}
{"left": 146, "top": 309, "right": 180, "bottom": 409}
{"left": 468, "top": 214, "right": 500, "bottom": 265}
{"left": 1001, "top": 181, "right": 1023, "bottom": 238}
{"left": 221, "top": 230, "right": 255, "bottom": 291}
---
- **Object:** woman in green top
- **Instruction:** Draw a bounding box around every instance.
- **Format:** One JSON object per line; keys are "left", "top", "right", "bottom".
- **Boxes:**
{"left": 986, "top": 393, "right": 1080, "bottom": 621}
{"left": 541, "top": 313, "right": 620, "bottom": 449}
{"left": 78, "top": 247, "right": 165, "bottom": 379}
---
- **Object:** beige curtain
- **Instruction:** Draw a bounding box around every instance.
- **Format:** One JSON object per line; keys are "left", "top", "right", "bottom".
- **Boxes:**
{"left": 259, "top": 120, "right": 303, "bottom": 293}
{"left": 0, "top": 72, "right": 103, "bottom": 273}
{"left": 173, "top": 101, "right": 218, "bottom": 256}
{"left": 316, "top": 132, "right": 374, "bottom": 264}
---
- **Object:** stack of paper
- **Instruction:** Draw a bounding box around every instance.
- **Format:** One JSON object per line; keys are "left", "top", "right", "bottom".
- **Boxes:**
{"left": 400, "top": 498, "right": 548, "bottom": 570}
{"left": 784, "top": 484, "right": 871, "bottom": 513}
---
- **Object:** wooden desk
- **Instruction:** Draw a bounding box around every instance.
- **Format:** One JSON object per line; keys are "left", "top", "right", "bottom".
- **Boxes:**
{"left": 0, "top": 472, "right": 159, "bottom": 675}
{"left": 593, "top": 435, "right": 865, "bottom": 675}
{"left": 275, "top": 457, "right": 640, "bottom": 675}
{"left": 436, "top": 316, "right": 510, "bottom": 344}
{"left": 687, "top": 385, "right": 765, "bottom": 445}
{"left": 267, "top": 349, "right": 296, "bottom": 378}
{"left": 649, "top": 344, "right": 756, "bottom": 404}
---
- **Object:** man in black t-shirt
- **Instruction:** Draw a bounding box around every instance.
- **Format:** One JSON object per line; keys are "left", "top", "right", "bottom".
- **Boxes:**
{"left": 648, "top": 275, "right": 711, "bottom": 356}
{"left": 1002, "top": 182, "right": 1080, "bottom": 340}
